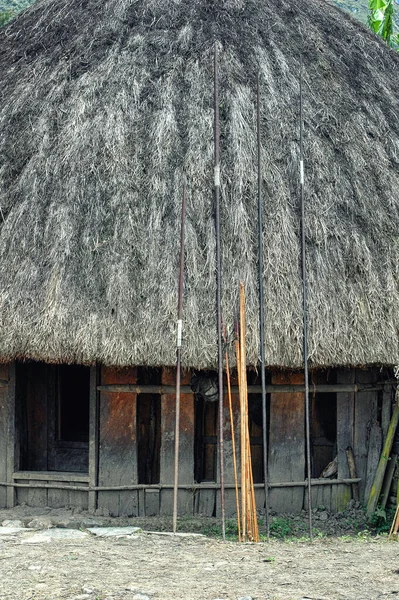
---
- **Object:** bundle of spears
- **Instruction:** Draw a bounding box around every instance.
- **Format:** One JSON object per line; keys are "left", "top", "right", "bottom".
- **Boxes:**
{"left": 225, "top": 282, "right": 260, "bottom": 543}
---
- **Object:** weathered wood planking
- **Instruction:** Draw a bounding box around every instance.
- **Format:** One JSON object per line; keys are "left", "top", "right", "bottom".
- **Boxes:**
{"left": 269, "top": 372, "right": 305, "bottom": 513}
{"left": 160, "top": 369, "right": 194, "bottom": 516}
{"left": 354, "top": 369, "right": 378, "bottom": 501}
{"left": 218, "top": 380, "right": 240, "bottom": 518}
{"left": 0, "top": 364, "right": 9, "bottom": 507}
{"left": 98, "top": 367, "right": 138, "bottom": 517}
{"left": 382, "top": 383, "right": 393, "bottom": 443}
{"left": 364, "top": 421, "right": 383, "bottom": 503}
{"left": 336, "top": 370, "right": 355, "bottom": 510}
{"left": 6, "top": 363, "right": 16, "bottom": 507}
{"left": 89, "top": 366, "right": 100, "bottom": 512}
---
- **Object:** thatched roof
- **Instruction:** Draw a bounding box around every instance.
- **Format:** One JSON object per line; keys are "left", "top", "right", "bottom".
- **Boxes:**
{"left": 0, "top": 0, "right": 399, "bottom": 369}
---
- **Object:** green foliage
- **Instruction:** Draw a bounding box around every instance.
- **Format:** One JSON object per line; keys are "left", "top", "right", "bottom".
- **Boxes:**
{"left": 269, "top": 517, "right": 293, "bottom": 539}
{"left": 368, "top": 0, "right": 399, "bottom": 47}
{"left": 0, "top": 0, "right": 34, "bottom": 25}
{"left": 0, "top": 8, "right": 14, "bottom": 25}
{"left": 367, "top": 505, "right": 394, "bottom": 533}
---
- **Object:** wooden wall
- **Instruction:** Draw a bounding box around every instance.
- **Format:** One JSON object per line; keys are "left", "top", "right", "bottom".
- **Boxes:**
{"left": 0, "top": 362, "right": 390, "bottom": 516}
{"left": 0, "top": 364, "right": 9, "bottom": 508}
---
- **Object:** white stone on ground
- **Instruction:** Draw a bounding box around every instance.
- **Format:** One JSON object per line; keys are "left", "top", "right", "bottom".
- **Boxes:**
{"left": 87, "top": 526, "right": 142, "bottom": 537}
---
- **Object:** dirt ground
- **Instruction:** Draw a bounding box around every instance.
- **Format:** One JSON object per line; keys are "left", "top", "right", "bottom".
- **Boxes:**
{"left": 0, "top": 507, "right": 399, "bottom": 600}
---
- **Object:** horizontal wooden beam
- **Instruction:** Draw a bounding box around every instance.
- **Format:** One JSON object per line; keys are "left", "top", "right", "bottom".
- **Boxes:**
{"left": 0, "top": 478, "right": 360, "bottom": 493}
{"left": 98, "top": 383, "right": 386, "bottom": 394}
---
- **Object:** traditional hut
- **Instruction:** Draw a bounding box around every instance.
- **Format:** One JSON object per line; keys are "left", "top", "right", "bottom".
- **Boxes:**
{"left": 0, "top": 0, "right": 398, "bottom": 517}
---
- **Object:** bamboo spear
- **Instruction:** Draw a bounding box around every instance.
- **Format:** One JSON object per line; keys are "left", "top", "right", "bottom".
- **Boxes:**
{"left": 214, "top": 42, "right": 226, "bottom": 540}
{"left": 299, "top": 55, "right": 313, "bottom": 541}
{"left": 172, "top": 182, "right": 187, "bottom": 534}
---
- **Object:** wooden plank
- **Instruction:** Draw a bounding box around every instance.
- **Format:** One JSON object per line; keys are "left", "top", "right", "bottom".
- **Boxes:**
{"left": 196, "top": 489, "right": 216, "bottom": 516}
{"left": 28, "top": 480, "right": 48, "bottom": 508}
{"left": 69, "top": 482, "right": 88, "bottom": 510}
{"left": 48, "top": 481, "right": 71, "bottom": 509}
{"left": 98, "top": 367, "right": 138, "bottom": 517}
{"left": 13, "top": 471, "right": 89, "bottom": 482}
{"left": 0, "top": 364, "right": 9, "bottom": 508}
{"left": 6, "top": 362, "right": 16, "bottom": 508}
{"left": 217, "top": 380, "right": 240, "bottom": 518}
{"left": 336, "top": 369, "right": 355, "bottom": 511}
{"left": 354, "top": 369, "right": 378, "bottom": 502}
{"left": 145, "top": 489, "right": 160, "bottom": 516}
{"left": 160, "top": 368, "right": 194, "bottom": 517}
{"left": 15, "top": 479, "right": 29, "bottom": 506}
{"left": 269, "top": 372, "right": 305, "bottom": 514}
{"left": 89, "top": 365, "right": 100, "bottom": 512}
{"left": 364, "top": 421, "right": 383, "bottom": 503}
{"left": 367, "top": 400, "right": 399, "bottom": 515}
{"left": 382, "top": 383, "right": 394, "bottom": 443}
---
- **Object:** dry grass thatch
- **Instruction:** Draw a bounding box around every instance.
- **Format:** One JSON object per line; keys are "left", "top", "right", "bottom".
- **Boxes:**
{"left": 0, "top": 0, "right": 399, "bottom": 369}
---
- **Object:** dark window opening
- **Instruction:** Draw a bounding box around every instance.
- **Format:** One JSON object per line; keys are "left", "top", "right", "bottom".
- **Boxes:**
{"left": 195, "top": 397, "right": 217, "bottom": 483}
{"left": 57, "top": 365, "right": 89, "bottom": 443}
{"left": 311, "top": 391, "right": 337, "bottom": 478}
{"left": 137, "top": 393, "right": 161, "bottom": 484}
{"left": 18, "top": 361, "right": 90, "bottom": 473}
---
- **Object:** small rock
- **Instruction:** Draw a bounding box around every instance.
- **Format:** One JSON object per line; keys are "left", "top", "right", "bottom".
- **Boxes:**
{"left": 27, "top": 517, "right": 54, "bottom": 529}
{"left": 319, "top": 511, "right": 329, "bottom": 521}
{"left": 2, "top": 519, "right": 24, "bottom": 528}
{"left": 238, "top": 597, "right": 253, "bottom": 600}
{"left": 87, "top": 526, "right": 141, "bottom": 537}
{"left": 71, "top": 595, "right": 91, "bottom": 600}
{"left": 28, "top": 565, "right": 42, "bottom": 571}
{"left": 82, "top": 587, "right": 94, "bottom": 594}
{"left": 132, "top": 595, "right": 151, "bottom": 600}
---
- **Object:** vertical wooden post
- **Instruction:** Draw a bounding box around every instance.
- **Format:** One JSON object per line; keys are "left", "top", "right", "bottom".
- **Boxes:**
{"left": 336, "top": 369, "right": 355, "bottom": 511}
{"left": 160, "top": 368, "right": 194, "bottom": 517}
{"left": 269, "top": 372, "right": 305, "bottom": 513}
{"left": 88, "top": 365, "right": 100, "bottom": 512}
{"left": 6, "top": 362, "right": 16, "bottom": 508}
{"left": 354, "top": 369, "right": 378, "bottom": 502}
{"left": 0, "top": 364, "right": 9, "bottom": 508}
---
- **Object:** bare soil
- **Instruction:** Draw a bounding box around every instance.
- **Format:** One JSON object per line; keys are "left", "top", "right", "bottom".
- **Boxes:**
{"left": 0, "top": 507, "right": 398, "bottom": 600}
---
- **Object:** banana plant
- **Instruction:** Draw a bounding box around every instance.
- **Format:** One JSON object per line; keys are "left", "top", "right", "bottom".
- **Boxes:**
{"left": 368, "top": 0, "right": 399, "bottom": 47}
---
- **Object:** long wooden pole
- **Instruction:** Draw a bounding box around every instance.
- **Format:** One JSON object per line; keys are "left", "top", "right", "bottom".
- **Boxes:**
{"left": 172, "top": 182, "right": 187, "bottom": 534}
{"left": 299, "top": 55, "right": 313, "bottom": 541}
{"left": 225, "top": 348, "right": 241, "bottom": 541}
{"left": 256, "top": 72, "right": 270, "bottom": 540}
{"left": 214, "top": 42, "right": 226, "bottom": 540}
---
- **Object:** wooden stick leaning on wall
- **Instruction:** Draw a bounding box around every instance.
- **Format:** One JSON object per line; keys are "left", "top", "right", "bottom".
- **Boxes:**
{"left": 238, "top": 282, "right": 259, "bottom": 543}
{"left": 367, "top": 387, "right": 399, "bottom": 516}
{"left": 172, "top": 182, "right": 187, "bottom": 534}
{"left": 224, "top": 330, "right": 241, "bottom": 542}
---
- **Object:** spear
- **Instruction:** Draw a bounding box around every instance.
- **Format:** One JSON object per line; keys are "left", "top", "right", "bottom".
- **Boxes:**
{"left": 256, "top": 72, "right": 270, "bottom": 540}
{"left": 299, "top": 56, "right": 313, "bottom": 541}
{"left": 173, "top": 182, "right": 187, "bottom": 534}
{"left": 214, "top": 42, "right": 226, "bottom": 540}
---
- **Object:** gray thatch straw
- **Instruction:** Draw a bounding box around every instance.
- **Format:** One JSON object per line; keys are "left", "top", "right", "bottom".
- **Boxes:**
{"left": 0, "top": 0, "right": 399, "bottom": 369}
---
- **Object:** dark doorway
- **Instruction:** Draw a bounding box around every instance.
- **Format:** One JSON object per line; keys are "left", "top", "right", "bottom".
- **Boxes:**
{"left": 137, "top": 394, "right": 161, "bottom": 484}
{"left": 18, "top": 361, "right": 90, "bottom": 473}
{"left": 194, "top": 398, "right": 217, "bottom": 483}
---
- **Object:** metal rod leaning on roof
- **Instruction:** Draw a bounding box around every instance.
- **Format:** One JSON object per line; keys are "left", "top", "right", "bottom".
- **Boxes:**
{"left": 214, "top": 42, "right": 226, "bottom": 541}
{"left": 299, "top": 55, "right": 313, "bottom": 541}
{"left": 256, "top": 71, "right": 270, "bottom": 541}
{"left": 172, "top": 181, "right": 187, "bottom": 534}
